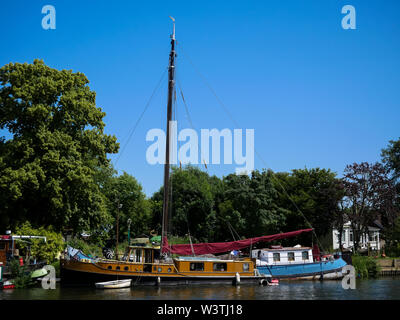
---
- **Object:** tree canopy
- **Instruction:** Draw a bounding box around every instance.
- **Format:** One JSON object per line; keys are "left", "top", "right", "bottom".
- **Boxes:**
{"left": 272, "top": 168, "right": 343, "bottom": 239}
{"left": 0, "top": 60, "right": 119, "bottom": 232}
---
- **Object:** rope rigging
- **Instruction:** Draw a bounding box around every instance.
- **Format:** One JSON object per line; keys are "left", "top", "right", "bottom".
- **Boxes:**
{"left": 177, "top": 42, "right": 326, "bottom": 252}
{"left": 113, "top": 68, "right": 167, "bottom": 168}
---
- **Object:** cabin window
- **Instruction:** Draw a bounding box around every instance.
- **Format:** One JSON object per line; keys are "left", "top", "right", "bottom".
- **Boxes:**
{"left": 145, "top": 250, "right": 152, "bottom": 263}
{"left": 349, "top": 231, "right": 353, "bottom": 242}
{"left": 136, "top": 250, "right": 142, "bottom": 263}
{"left": 288, "top": 252, "right": 295, "bottom": 261}
{"left": 124, "top": 266, "right": 129, "bottom": 271}
{"left": 154, "top": 266, "right": 157, "bottom": 271}
{"left": 213, "top": 263, "right": 227, "bottom": 271}
{"left": 243, "top": 263, "right": 249, "bottom": 272}
{"left": 107, "top": 266, "right": 112, "bottom": 270}
{"left": 302, "top": 251, "right": 309, "bottom": 260}
{"left": 190, "top": 263, "right": 204, "bottom": 271}
{"left": 116, "top": 266, "right": 120, "bottom": 270}
{"left": 273, "top": 253, "right": 280, "bottom": 262}
{"left": 167, "top": 268, "right": 172, "bottom": 273}
{"left": 158, "top": 267, "right": 162, "bottom": 272}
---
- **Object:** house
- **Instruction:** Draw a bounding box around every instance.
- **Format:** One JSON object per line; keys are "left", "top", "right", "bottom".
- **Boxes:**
{"left": 332, "top": 221, "right": 383, "bottom": 252}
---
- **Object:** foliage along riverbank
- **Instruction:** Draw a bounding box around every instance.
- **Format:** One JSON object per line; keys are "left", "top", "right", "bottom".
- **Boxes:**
{"left": 352, "top": 256, "right": 380, "bottom": 279}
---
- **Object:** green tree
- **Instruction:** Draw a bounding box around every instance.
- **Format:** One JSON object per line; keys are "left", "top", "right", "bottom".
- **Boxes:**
{"left": 151, "top": 166, "right": 217, "bottom": 242}
{"left": 102, "top": 172, "right": 152, "bottom": 242}
{"left": 343, "top": 162, "right": 395, "bottom": 252}
{"left": 272, "top": 168, "right": 343, "bottom": 241}
{"left": 0, "top": 60, "right": 119, "bottom": 232}
{"left": 381, "top": 139, "right": 400, "bottom": 246}
{"left": 215, "top": 170, "right": 286, "bottom": 241}
{"left": 381, "top": 138, "right": 400, "bottom": 182}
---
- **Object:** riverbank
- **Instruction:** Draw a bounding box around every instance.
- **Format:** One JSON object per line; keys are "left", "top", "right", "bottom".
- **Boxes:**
{"left": 376, "top": 258, "right": 400, "bottom": 276}
{"left": 351, "top": 256, "right": 400, "bottom": 278}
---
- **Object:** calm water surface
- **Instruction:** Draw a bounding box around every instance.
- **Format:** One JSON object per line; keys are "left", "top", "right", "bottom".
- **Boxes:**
{"left": 1, "top": 278, "right": 399, "bottom": 300}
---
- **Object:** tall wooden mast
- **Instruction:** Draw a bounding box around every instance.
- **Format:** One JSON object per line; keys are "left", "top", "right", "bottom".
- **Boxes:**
{"left": 161, "top": 17, "right": 176, "bottom": 255}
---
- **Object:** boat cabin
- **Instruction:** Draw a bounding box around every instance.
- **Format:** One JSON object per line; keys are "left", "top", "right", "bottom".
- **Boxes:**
{"left": 252, "top": 246, "right": 314, "bottom": 265}
{"left": 123, "top": 245, "right": 161, "bottom": 263}
{"left": 0, "top": 235, "right": 17, "bottom": 265}
{"left": 174, "top": 256, "right": 254, "bottom": 274}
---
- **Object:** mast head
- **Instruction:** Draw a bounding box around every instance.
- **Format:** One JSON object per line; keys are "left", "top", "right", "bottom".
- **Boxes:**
{"left": 169, "top": 16, "right": 175, "bottom": 40}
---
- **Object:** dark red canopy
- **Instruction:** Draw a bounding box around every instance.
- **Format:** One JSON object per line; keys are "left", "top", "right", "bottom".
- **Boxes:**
{"left": 162, "top": 228, "right": 313, "bottom": 255}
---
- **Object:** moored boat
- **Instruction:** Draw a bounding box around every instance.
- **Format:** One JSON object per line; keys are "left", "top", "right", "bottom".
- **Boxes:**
{"left": 252, "top": 245, "right": 347, "bottom": 280}
{"left": 61, "top": 245, "right": 263, "bottom": 286}
{"left": 60, "top": 18, "right": 348, "bottom": 287}
{"left": 31, "top": 267, "right": 49, "bottom": 279}
{"left": 1, "top": 280, "right": 15, "bottom": 290}
{"left": 60, "top": 18, "right": 267, "bottom": 287}
{"left": 95, "top": 279, "right": 132, "bottom": 289}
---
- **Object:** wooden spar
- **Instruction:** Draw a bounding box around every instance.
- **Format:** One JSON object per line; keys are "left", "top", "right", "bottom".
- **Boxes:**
{"left": 161, "top": 17, "right": 176, "bottom": 255}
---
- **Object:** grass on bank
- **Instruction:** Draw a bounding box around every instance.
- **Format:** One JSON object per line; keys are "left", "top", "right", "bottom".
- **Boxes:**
{"left": 352, "top": 255, "right": 380, "bottom": 279}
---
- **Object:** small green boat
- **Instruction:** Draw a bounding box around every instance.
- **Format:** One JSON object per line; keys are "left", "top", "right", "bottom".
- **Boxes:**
{"left": 31, "top": 268, "right": 48, "bottom": 279}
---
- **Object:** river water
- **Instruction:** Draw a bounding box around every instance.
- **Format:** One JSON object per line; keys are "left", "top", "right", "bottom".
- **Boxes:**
{"left": 1, "top": 278, "right": 399, "bottom": 300}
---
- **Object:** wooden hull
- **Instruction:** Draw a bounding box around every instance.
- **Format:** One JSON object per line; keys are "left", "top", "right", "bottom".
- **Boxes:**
{"left": 60, "top": 259, "right": 262, "bottom": 286}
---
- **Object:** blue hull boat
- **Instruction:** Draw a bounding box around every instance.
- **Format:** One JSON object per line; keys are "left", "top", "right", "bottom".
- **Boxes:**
{"left": 257, "top": 258, "right": 347, "bottom": 280}
{"left": 252, "top": 246, "right": 347, "bottom": 280}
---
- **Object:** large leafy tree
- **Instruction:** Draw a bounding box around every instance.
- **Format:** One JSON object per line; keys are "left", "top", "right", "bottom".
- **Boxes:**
{"left": 381, "top": 139, "right": 400, "bottom": 246}
{"left": 102, "top": 171, "right": 152, "bottom": 242}
{"left": 272, "top": 168, "right": 343, "bottom": 242}
{"left": 151, "top": 166, "right": 217, "bottom": 242}
{"left": 343, "top": 162, "right": 396, "bottom": 251}
{"left": 216, "top": 170, "right": 286, "bottom": 241}
{"left": 0, "top": 60, "right": 119, "bottom": 232}
{"left": 381, "top": 138, "right": 400, "bottom": 183}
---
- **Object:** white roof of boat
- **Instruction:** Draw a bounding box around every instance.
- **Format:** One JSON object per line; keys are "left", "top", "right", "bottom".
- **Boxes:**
{"left": 257, "top": 247, "right": 312, "bottom": 251}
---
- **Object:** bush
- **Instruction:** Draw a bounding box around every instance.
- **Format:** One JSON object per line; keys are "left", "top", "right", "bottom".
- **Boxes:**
{"left": 385, "top": 243, "right": 400, "bottom": 258}
{"left": 15, "top": 222, "right": 64, "bottom": 264}
{"left": 51, "top": 260, "right": 60, "bottom": 278}
{"left": 352, "top": 255, "right": 380, "bottom": 279}
{"left": 9, "top": 259, "right": 35, "bottom": 289}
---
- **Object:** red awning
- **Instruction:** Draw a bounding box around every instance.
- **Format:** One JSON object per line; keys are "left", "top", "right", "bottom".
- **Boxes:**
{"left": 162, "top": 228, "right": 313, "bottom": 255}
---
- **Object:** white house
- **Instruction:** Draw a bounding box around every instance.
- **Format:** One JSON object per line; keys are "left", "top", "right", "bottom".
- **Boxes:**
{"left": 332, "top": 221, "right": 382, "bottom": 251}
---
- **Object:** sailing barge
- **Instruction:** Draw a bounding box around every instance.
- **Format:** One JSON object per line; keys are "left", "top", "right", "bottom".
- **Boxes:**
{"left": 60, "top": 18, "right": 264, "bottom": 286}
{"left": 60, "top": 19, "right": 347, "bottom": 286}
{"left": 60, "top": 229, "right": 314, "bottom": 286}
{"left": 61, "top": 245, "right": 262, "bottom": 286}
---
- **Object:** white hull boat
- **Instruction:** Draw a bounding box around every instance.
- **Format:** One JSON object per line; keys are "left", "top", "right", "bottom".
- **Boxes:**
{"left": 95, "top": 279, "right": 132, "bottom": 289}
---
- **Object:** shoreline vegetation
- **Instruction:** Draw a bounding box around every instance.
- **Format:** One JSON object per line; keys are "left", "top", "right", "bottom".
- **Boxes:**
{"left": 352, "top": 256, "right": 380, "bottom": 279}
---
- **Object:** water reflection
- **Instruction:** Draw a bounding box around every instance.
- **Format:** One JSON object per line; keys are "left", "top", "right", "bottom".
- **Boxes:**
{"left": 1, "top": 279, "right": 399, "bottom": 300}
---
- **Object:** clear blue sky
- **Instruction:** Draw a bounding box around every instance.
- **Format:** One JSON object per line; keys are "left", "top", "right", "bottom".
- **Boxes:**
{"left": 1, "top": 0, "right": 399, "bottom": 196}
